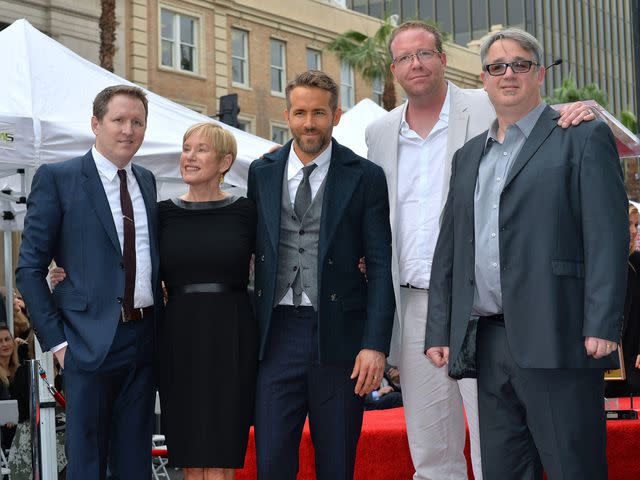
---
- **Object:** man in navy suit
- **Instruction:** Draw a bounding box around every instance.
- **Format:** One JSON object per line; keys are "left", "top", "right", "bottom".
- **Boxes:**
{"left": 247, "top": 70, "right": 395, "bottom": 480}
{"left": 16, "top": 85, "right": 160, "bottom": 479}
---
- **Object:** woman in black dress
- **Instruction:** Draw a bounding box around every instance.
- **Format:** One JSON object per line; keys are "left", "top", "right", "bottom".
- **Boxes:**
{"left": 157, "top": 122, "right": 257, "bottom": 480}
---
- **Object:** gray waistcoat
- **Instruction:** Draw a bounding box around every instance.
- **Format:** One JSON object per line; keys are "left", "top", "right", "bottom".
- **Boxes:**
{"left": 273, "top": 171, "right": 326, "bottom": 309}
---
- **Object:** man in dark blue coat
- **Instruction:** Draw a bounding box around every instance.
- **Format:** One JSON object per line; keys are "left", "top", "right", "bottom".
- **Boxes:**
{"left": 16, "top": 85, "right": 160, "bottom": 479}
{"left": 247, "top": 70, "right": 395, "bottom": 480}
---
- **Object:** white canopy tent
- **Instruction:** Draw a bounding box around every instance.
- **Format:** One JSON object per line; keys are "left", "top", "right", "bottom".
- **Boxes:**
{"left": 0, "top": 18, "right": 276, "bottom": 318}
{"left": 332, "top": 98, "right": 387, "bottom": 158}
{"left": 0, "top": 18, "right": 275, "bottom": 203}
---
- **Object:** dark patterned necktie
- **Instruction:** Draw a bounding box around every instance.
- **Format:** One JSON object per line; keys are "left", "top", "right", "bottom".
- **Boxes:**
{"left": 293, "top": 163, "right": 317, "bottom": 221}
{"left": 117, "top": 169, "right": 136, "bottom": 315}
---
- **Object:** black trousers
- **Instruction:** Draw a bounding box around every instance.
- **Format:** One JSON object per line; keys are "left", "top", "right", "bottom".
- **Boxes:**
{"left": 477, "top": 318, "right": 607, "bottom": 480}
{"left": 254, "top": 306, "right": 364, "bottom": 480}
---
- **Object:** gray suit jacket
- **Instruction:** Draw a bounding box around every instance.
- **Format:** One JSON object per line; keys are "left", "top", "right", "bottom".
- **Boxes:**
{"left": 426, "top": 105, "right": 628, "bottom": 370}
{"left": 365, "top": 82, "right": 494, "bottom": 361}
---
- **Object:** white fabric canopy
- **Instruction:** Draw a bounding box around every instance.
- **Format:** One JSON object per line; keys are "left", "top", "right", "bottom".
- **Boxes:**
{"left": 332, "top": 98, "right": 387, "bottom": 158}
{"left": 0, "top": 19, "right": 276, "bottom": 205}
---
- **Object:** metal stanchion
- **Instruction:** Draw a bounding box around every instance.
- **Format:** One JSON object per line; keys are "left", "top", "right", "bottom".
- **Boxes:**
{"left": 29, "top": 359, "right": 42, "bottom": 480}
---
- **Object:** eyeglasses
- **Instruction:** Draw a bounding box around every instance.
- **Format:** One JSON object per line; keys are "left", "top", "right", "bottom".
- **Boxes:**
{"left": 392, "top": 49, "right": 440, "bottom": 67}
{"left": 483, "top": 60, "right": 539, "bottom": 76}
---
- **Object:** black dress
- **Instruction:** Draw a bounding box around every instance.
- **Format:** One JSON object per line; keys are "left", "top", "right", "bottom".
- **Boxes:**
{"left": 606, "top": 251, "right": 640, "bottom": 397}
{"left": 157, "top": 196, "right": 258, "bottom": 468}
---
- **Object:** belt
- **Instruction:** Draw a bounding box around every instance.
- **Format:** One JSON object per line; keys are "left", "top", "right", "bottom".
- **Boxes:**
{"left": 400, "top": 283, "right": 428, "bottom": 291}
{"left": 121, "top": 306, "right": 154, "bottom": 323}
{"left": 169, "top": 283, "right": 247, "bottom": 296}
{"left": 479, "top": 314, "right": 504, "bottom": 323}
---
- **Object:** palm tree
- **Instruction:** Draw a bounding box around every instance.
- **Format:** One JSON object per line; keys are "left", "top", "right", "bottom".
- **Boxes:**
{"left": 99, "top": 0, "right": 116, "bottom": 72}
{"left": 327, "top": 18, "right": 397, "bottom": 111}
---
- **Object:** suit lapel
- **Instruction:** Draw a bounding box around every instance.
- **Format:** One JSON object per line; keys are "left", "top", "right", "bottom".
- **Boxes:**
{"left": 504, "top": 106, "right": 559, "bottom": 188}
{"left": 382, "top": 109, "right": 402, "bottom": 234}
{"left": 80, "top": 152, "right": 121, "bottom": 254}
{"left": 132, "top": 165, "right": 157, "bottom": 235}
{"left": 257, "top": 145, "right": 288, "bottom": 254}
{"left": 445, "top": 84, "right": 471, "bottom": 207}
{"left": 319, "top": 140, "right": 362, "bottom": 265}
{"left": 463, "top": 136, "right": 486, "bottom": 225}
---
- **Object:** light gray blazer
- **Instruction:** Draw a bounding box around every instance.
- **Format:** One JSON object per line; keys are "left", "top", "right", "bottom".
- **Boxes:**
{"left": 365, "top": 81, "right": 494, "bottom": 360}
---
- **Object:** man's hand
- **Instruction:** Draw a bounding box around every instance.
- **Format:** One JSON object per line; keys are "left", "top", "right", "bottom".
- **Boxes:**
{"left": 54, "top": 346, "right": 67, "bottom": 369}
{"left": 378, "top": 385, "right": 394, "bottom": 397}
{"left": 636, "top": 354, "right": 640, "bottom": 369}
{"left": 557, "top": 101, "right": 595, "bottom": 128}
{"left": 48, "top": 266, "right": 66, "bottom": 289}
{"left": 426, "top": 346, "right": 449, "bottom": 368}
{"left": 584, "top": 337, "right": 617, "bottom": 359}
{"left": 350, "top": 349, "right": 385, "bottom": 396}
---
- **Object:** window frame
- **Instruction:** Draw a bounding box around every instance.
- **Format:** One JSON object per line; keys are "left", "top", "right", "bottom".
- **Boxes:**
{"left": 270, "top": 122, "right": 291, "bottom": 145}
{"left": 306, "top": 48, "right": 322, "bottom": 71}
{"left": 231, "top": 28, "right": 250, "bottom": 88}
{"left": 270, "top": 38, "right": 287, "bottom": 97}
{"left": 159, "top": 6, "right": 201, "bottom": 75}
{"left": 340, "top": 61, "right": 355, "bottom": 110}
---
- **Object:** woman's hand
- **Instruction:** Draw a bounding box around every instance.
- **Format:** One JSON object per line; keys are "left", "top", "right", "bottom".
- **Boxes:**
{"left": 635, "top": 354, "right": 640, "bottom": 369}
{"left": 48, "top": 266, "right": 66, "bottom": 289}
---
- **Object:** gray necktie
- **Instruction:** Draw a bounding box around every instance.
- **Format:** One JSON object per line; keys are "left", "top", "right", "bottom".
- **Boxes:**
{"left": 292, "top": 163, "right": 317, "bottom": 306}
{"left": 294, "top": 163, "right": 317, "bottom": 221}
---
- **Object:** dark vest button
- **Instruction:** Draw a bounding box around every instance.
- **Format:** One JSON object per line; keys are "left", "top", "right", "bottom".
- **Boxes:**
{"left": 299, "top": 229, "right": 305, "bottom": 235}
{"left": 299, "top": 247, "right": 305, "bottom": 253}
{"left": 293, "top": 266, "right": 298, "bottom": 271}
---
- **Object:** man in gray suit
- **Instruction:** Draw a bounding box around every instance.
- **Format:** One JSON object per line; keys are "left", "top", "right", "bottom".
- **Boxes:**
{"left": 426, "top": 28, "right": 628, "bottom": 479}
{"left": 365, "top": 21, "right": 592, "bottom": 480}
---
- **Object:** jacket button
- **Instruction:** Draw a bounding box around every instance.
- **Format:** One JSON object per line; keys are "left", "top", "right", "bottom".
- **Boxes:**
{"left": 299, "top": 248, "right": 305, "bottom": 253}
{"left": 293, "top": 266, "right": 298, "bottom": 271}
{"left": 468, "top": 278, "right": 474, "bottom": 285}
{"left": 116, "top": 296, "right": 123, "bottom": 304}
{"left": 256, "top": 289, "right": 262, "bottom": 297}
{"left": 328, "top": 258, "right": 334, "bottom": 265}
{"left": 299, "top": 229, "right": 305, "bottom": 235}
{"left": 260, "top": 255, "right": 265, "bottom": 262}
{"left": 330, "top": 293, "right": 337, "bottom": 301}
{"left": 119, "top": 262, "right": 124, "bottom": 269}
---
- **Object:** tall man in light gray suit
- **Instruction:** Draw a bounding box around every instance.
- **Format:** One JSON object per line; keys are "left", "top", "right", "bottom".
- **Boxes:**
{"left": 426, "top": 28, "right": 628, "bottom": 479}
{"left": 366, "top": 21, "right": 594, "bottom": 480}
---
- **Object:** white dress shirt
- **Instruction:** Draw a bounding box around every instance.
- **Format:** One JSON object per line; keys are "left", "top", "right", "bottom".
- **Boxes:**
{"left": 52, "top": 147, "right": 154, "bottom": 353}
{"left": 279, "top": 142, "right": 332, "bottom": 306}
{"left": 396, "top": 85, "right": 450, "bottom": 289}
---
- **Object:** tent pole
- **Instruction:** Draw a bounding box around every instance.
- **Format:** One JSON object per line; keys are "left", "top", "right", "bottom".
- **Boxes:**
{"left": 4, "top": 230, "right": 13, "bottom": 332}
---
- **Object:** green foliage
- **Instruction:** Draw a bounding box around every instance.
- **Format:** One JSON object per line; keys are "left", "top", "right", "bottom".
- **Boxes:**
{"left": 544, "top": 78, "right": 608, "bottom": 108}
{"left": 620, "top": 110, "right": 638, "bottom": 133}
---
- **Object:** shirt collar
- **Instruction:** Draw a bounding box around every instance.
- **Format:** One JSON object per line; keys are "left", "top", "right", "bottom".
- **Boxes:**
{"left": 287, "top": 141, "right": 332, "bottom": 181}
{"left": 484, "top": 101, "right": 547, "bottom": 152}
{"left": 400, "top": 81, "right": 451, "bottom": 136}
{"left": 92, "top": 146, "right": 133, "bottom": 182}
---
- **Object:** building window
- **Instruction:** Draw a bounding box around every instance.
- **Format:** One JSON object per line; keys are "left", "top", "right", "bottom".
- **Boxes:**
{"left": 340, "top": 61, "right": 355, "bottom": 110}
{"left": 271, "top": 124, "right": 290, "bottom": 144}
{"left": 232, "top": 29, "right": 249, "bottom": 86}
{"left": 160, "top": 8, "right": 198, "bottom": 73}
{"left": 237, "top": 115, "right": 256, "bottom": 134}
{"left": 372, "top": 77, "right": 384, "bottom": 106}
{"left": 270, "top": 39, "right": 287, "bottom": 95}
{"left": 306, "top": 49, "right": 322, "bottom": 70}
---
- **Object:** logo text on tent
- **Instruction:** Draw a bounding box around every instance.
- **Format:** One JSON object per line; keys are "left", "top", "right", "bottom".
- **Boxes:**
{"left": 0, "top": 122, "right": 16, "bottom": 150}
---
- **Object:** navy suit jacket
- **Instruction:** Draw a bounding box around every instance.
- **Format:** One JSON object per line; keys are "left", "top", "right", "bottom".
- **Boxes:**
{"left": 426, "top": 106, "right": 628, "bottom": 370}
{"left": 247, "top": 138, "right": 395, "bottom": 364}
{"left": 16, "top": 150, "right": 161, "bottom": 371}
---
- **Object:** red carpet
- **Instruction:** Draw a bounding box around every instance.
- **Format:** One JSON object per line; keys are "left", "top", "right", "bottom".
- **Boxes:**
{"left": 237, "top": 402, "right": 640, "bottom": 479}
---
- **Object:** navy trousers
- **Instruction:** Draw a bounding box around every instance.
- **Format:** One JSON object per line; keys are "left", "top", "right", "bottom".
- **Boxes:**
{"left": 255, "top": 306, "right": 364, "bottom": 480}
{"left": 63, "top": 313, "right": 155, "bottom": 480}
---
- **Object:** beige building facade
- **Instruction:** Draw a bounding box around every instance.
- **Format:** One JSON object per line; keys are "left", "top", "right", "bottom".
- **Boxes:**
{"left": 0, "top": 0, "right": 483, "bottom": 141}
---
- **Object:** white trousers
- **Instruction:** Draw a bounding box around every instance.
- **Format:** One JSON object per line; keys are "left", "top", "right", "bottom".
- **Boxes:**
{"left": 399, "top": 287, "right": 482, "bottom": 480}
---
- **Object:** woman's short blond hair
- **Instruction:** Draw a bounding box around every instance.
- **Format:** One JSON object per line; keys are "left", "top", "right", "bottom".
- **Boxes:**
{"left": 183, "top": 123, "right": 238, "bottom": 174}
